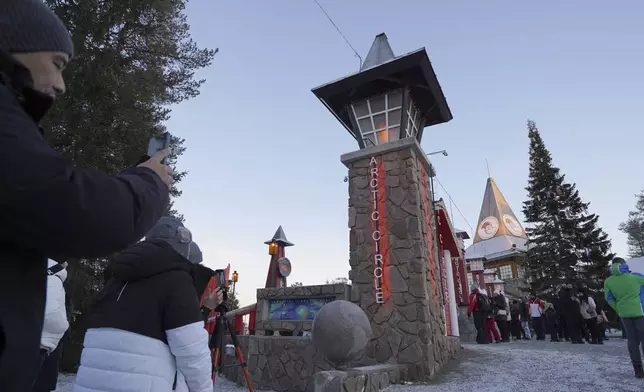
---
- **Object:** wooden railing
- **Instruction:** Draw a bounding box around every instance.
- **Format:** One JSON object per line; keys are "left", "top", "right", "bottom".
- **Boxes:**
{"left": 226, "top": 302, "right": 257, "bottom": 335}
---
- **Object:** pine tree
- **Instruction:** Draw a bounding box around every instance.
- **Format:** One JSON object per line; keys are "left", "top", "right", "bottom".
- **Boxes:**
{"left": 522, "top": 121, "right": 613, "bottom": 297}
{"left": 619, "top": 191, "right": 644, "bottom": 258}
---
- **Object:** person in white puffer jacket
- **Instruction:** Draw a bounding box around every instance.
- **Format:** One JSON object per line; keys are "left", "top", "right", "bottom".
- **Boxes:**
{"left": 33, "top": 259, "right": 69, "bottom": 391}
{"left": 42, "top": 260, "right": 69, "bottom": 353}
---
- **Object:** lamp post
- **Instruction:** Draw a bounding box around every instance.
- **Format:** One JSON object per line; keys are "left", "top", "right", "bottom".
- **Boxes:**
{"left": 231, "top": 270, "right": 239, "bottom": 295}
{"left": 426, "top": 150, "right": 447, "bottom": 202}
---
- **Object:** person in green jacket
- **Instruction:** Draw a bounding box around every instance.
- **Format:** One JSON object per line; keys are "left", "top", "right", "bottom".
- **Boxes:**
{"left": 605, "top": 258, "right": 644, "bottom": 378}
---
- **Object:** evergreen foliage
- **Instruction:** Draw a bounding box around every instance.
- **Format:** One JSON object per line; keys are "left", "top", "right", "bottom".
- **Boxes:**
{"left": 522, "top": 120, "right": 613, "bottom": 297}
{"left": 619, "top": 191, "right": 644, "bottom": 258}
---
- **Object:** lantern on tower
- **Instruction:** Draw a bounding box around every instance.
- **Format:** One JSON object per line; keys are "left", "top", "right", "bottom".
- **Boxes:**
{"left": 264, "top": 226, "right": 293, "bottom": 288}
{"left": 312, "top": 33, "right": 452, "bottom": 150}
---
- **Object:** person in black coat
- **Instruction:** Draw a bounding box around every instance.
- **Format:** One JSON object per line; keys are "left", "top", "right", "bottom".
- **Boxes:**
{"left": 0, "top": 2, "right": 171, "bottom": 390}
{"left": 560, "top": 287, "right": 584, "bottom": 344}
{"left": 544, "top": 303, "right": 560, "bottom": 342}
{"left": 75, "top": 218, "right": 222, "bottom": 392}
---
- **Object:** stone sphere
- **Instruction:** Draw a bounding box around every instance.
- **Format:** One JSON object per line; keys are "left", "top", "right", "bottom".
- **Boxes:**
{"left": 312, "top": 300, "right": 372, "bottom": 367}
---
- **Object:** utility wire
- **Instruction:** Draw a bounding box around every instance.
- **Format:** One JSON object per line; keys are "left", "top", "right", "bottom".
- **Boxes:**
{"left": 311, "top": 0, "right": 362, "bottom": 67}
{"left": 433, "top": 175, "right": 475, "bottom": 237}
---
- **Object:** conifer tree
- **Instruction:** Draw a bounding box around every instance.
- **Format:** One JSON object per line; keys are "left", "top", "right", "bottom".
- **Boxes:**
{"left": 522, "top": 121, "right": 613, "bottom": 297}
{"left": 619, "top": 191, "right": 644, "bottom": 258}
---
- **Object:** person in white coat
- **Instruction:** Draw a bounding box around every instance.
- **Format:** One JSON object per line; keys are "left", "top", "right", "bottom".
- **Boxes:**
{"left": 33, "top": 260, "right": 69, "bottom": 391}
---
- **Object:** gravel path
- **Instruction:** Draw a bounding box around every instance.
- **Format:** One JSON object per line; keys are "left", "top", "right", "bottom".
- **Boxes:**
{"left": 57, "top": 338, "right": 640, "bottom": 392}
{"left": 388, "top": 338, "right": 642, "bottom": 392}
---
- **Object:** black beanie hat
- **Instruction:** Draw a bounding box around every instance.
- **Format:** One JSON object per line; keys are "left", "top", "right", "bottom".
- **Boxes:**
{"left": 0, "top": 0, "right": 74, "bottom": 58}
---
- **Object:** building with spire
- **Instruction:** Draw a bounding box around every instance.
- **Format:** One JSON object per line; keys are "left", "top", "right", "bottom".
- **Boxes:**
{"left": 465, "top": 177, "right": 527, "bottom": 297}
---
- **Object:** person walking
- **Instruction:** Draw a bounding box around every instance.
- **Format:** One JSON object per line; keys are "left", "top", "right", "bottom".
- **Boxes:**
{"left": 74, "top": 218, "right": 221, "bottom": 392}
{"left": 0, "top": 2, "right": 172, "bottom": 390}
{"left": 520, "top": 299, "right": 532, "bottom": 340}
{"left": 528, "top": 295, "right": 546, "bottom": 340}
{"left": 605, "top": 259, "right": 644, "bottom": 378}
{"left": 492, "top": 290, "right": 510, "bottom": 342}
{"left": 467, "top": 285, "right": 491, "bottom": 344}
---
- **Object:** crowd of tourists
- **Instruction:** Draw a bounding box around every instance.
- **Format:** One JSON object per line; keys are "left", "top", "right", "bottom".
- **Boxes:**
{"left": 467, "top": 256, "right": 644, "bottom": 379}
{"left": 467, "top": 285, "right": 608, "bottom": 345}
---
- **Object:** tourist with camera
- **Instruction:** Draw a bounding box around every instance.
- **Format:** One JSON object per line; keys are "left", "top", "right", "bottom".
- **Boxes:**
{"left": 0, "top": 1, "right": 172, "bottom": 390}
{"left": 73, "top": 217, "right": 222, "bottom": 392}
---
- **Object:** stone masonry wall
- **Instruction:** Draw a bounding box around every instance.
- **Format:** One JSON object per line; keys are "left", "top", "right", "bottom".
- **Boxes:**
{"left": 345, "top": 143, "right": 456, "bottom": 381}
{"left": 223, "top": 335, "right": 334, "bottom": 392}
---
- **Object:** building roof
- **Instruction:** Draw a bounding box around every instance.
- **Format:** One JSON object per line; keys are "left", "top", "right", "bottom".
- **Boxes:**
{"left": 465, "top": 177, "right": 527, "bottom": 261}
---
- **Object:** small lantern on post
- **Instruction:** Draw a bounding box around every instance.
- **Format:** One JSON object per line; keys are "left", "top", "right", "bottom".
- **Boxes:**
{"left": 231, "top": 270, "right": 239, "bottom": 295}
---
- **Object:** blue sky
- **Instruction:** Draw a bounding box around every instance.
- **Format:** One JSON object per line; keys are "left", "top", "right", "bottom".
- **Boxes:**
{"left": 165, "top": 0, "right": 644, "bottom": 307}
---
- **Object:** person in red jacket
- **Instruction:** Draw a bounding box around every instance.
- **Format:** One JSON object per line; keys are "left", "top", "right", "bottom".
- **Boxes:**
{"left": 468, "top": 285, "right": 495, "bottom": 344}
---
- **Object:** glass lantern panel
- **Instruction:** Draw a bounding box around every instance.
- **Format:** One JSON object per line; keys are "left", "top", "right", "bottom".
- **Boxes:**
{"left": 373, "top": 113, "right": 386, "bottom": 130}
{"left": 363, "top": 133, "right": 376, "bottom": 147}
{"left": 388, "top": 127, "right": 400, "bottom": 142}
{"left": 369, "top": 95, "right": 386, "bottom": 113}
{"left": 388, "top": 90, "right": 403, "bottom": 108}
{"left": 358, "top": 117, "right": 373, "bottom": 133}
{"left": 388, "top": 109, "right": 401, "bottom": 126}
{"left": 377, "top": 130, "right": 388, "bottom": 144}
{"left": 353, "top": 101, "right": 369, "bottom": 118}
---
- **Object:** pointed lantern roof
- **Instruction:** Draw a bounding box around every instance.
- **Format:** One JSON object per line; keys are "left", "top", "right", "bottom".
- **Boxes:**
{"left": 360, "top": 33, "right": 395, "bottom": 71}
{"left": 465, "top": 177, "right": 527, "bottom": 261}
{"left": 264, "top": 225, "right": 294, "bottom": 247}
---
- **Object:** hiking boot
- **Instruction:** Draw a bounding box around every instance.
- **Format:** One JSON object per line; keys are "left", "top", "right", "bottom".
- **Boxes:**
{"left": 634, "top": 365, "right": 644, "bottom": 379}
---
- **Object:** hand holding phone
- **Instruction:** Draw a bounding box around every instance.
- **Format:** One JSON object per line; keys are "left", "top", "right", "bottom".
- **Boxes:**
{"left": 137, "top": 149, "right": 172, "bottom": 189}
{"left": 147, "top": 133, "right": 171, "bottom": 165}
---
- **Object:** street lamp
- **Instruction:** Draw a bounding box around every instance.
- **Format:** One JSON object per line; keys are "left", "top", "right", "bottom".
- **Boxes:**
{"left": 231, "top": 270, "right": 238, "bottom": 295}
{"left": 426, "top": 149, "right": 448, "bottom": 202}
{"left": 427, "top": 149, "right": 448, "bottom": 157}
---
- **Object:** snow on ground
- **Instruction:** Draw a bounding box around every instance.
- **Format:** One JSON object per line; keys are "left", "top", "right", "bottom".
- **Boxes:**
{"left": 55, "top": 374, "right": 260, "bottom": 392}
{"left": 388, "top": 338, "right": 641, "bottom": 392}
{"left": 57, "top": 338, "right": 638, "bottom": 392}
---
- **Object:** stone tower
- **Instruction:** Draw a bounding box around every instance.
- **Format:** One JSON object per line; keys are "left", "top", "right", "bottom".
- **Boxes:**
{"left": 311, "top": 33, "right": 459, "bottom": 380}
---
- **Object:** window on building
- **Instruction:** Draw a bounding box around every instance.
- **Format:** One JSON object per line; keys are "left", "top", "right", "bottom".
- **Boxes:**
{"left": 467, "top": 273, "right": 473, "bottom": 289}
{"left": 498, "top": 264, "right": 513, "bottom": 280}
{"left": 517, "top": 265, "right": 526, "bottom": 279}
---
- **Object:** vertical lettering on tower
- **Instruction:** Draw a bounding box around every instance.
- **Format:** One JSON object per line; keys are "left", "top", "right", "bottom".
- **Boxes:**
{"left": 369, "top": 156, "right": 389, "bottom": 304}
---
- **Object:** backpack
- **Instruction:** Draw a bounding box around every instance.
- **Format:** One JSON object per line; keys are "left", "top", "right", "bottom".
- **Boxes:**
{"left": 477, "top": 293, "right": 491, "bottom": 312}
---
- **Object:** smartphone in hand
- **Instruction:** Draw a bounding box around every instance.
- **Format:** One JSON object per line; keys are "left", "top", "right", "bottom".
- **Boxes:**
{"left": 147, "top": 132, "right": 171, "bottom": 165}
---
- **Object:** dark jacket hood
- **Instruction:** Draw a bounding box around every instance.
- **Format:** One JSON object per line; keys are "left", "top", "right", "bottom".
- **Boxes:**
{"left": 106, "top": 239, "right": 193, "bottom": 282}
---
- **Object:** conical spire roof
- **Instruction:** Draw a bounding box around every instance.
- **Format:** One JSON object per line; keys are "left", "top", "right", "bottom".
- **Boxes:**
{"left": 264, "top": 225, "right": 294, "bottom": 247}
{"left": 465, "top": 177, "right": 526, "bottom": 261}
{"left": 360, "top": 33, "right": 395, "bottom": 71}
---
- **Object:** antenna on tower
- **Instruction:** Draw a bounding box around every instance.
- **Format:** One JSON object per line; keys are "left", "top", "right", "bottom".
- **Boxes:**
{"left": 485, "top": 158, "right": 491, "bottom": 177}
{"left": 311, "top": 0, "right": 362, "bottom": 69}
